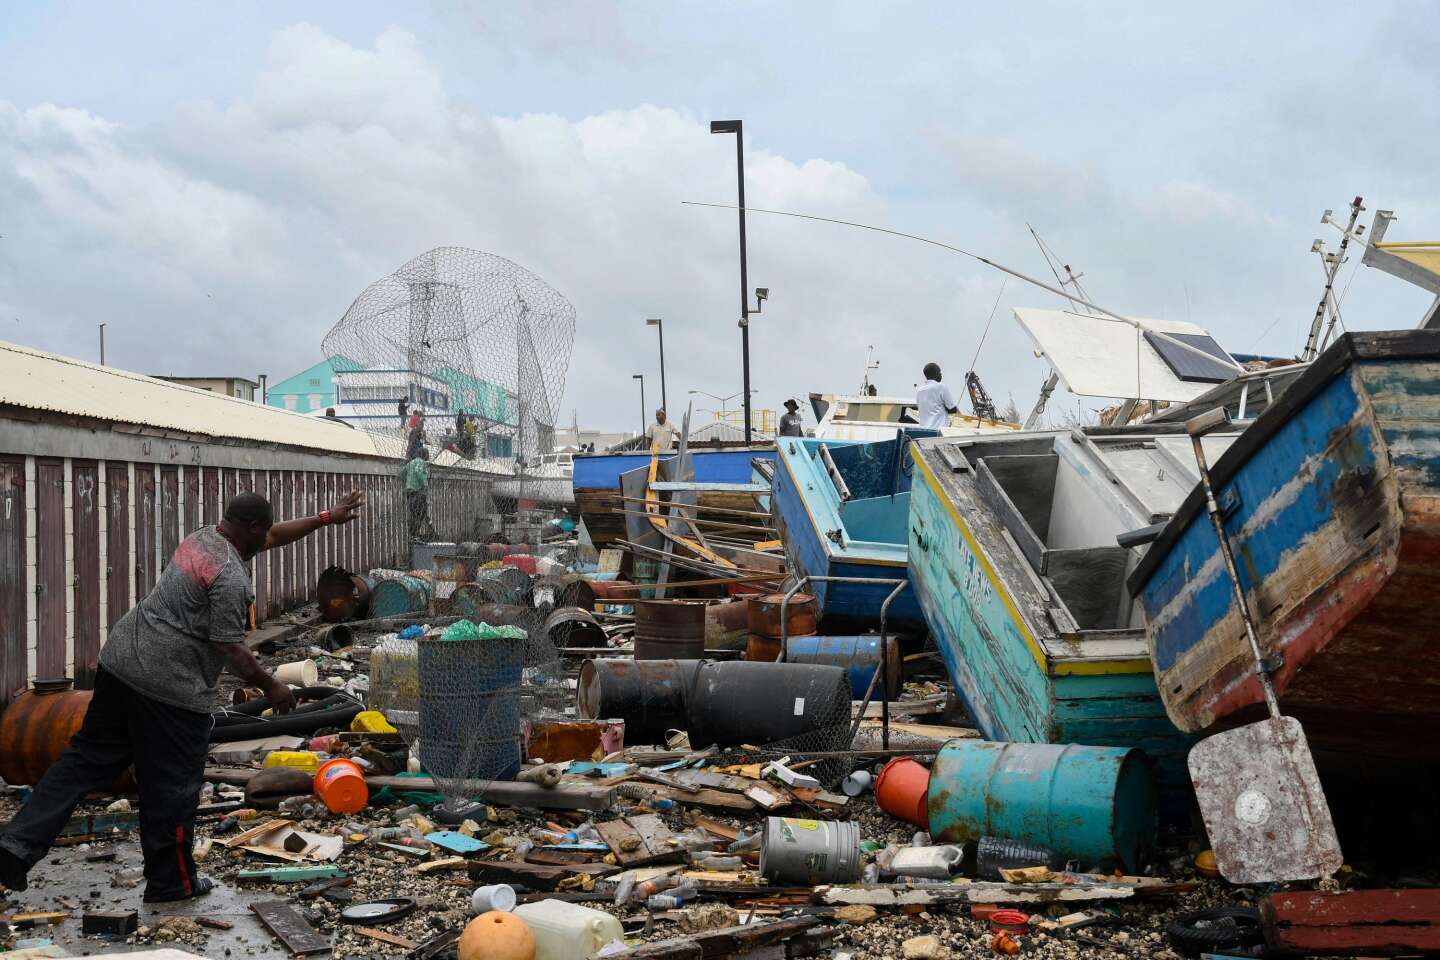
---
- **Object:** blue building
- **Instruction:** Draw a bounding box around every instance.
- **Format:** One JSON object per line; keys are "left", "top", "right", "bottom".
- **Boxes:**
{"left": 264, "top": 356, "right": 363, "bottom": 413}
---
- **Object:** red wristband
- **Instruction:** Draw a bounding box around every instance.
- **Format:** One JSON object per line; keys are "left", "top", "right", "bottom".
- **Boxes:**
{"left": 319, "top": 510, "right": 332, "bottom": 525}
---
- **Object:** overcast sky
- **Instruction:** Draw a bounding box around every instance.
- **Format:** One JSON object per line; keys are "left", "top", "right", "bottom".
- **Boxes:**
{"left": 2, "top": 2, "right": 1437, "bottom": 432}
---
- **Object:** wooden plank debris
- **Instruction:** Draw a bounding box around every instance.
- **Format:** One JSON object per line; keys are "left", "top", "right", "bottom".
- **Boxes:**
{"left": 203, "top": 767, "right": 617, "bottom": 811}
{"left": 251, "top": 900, "right": 330, "bottom": 957}
{"left": 618, "top": 916, "right": 821, "bottom": 958}
{"left": 815, "top": 881, "right": 1184, "bottom": 906}
{"left": 597, "top": 814, "right": 685, "bottom": 867}
{"left": 358, "top": 926, "right": 420, "bottom": 950}
{"left": 1262, "top": 888, "right": 1440, "bottom": 955}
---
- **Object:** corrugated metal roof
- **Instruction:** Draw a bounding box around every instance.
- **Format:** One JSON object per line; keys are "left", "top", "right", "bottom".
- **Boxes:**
{"left": 0, "top": 339, "right": 385, "bottom": 457}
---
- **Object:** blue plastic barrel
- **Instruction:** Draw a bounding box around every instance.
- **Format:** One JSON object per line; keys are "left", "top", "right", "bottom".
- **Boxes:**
{"left": 926, "top": 739, "right": 1157, "bottom": 873}
{"left": 785, "top": 635, "right": 901, "bottom": 698}
{"left": 418, "top": 633, "right": 524, "bottom": 783}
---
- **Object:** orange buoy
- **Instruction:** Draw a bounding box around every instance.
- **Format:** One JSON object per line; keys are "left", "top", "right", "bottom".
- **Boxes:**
{"left": 875, "top": 757, "right": 931, "bottom": 828}
{"left": 459, "top": 911, "right": 535, "bottom": 960}
{"left": 313, "top": 757, "right": 368, "bottom": 814}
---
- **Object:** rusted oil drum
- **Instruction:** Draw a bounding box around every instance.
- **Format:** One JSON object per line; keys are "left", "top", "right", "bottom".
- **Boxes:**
{"left": 633, "top": 600, "right": 707, "bottom": 660}
{"left": 705, "top": 600, "right": 750, "bottom": 652}
{"left": 477, "top": 566, "right": 530, "bottom": 605}
{"left": 316, "top": 566, "right": 373, "bottom": 623}
{"left": 748, "top": 593, "right": 818, "bottom": 639}
{"left": 370, "top": 575, "right": 431, "bottom": 618}
{"left": 449, "top": 579, "right": 512, "bottom": 617}
{"left": 686, "top": 661, "right": 851, "bottom": 749}
{"left": 557, "top": 577, "right": 597, "bottom": 612}
{"left": 745, "top": 634, "right": 782, "bottom": 662}
{"left": 0, "top": 680, "right": 92, "bottom": 786}
{"left": 544, "top": 606, "right": 607, "bottom": 649}
{"left": 576, "top": 659, "right": 704, "bottom": 745}
{"left": 431, "top": 554, "right": 474, "bottom": 589}
{"left": 589, "top": 580, "right": 638, "bottom": 603}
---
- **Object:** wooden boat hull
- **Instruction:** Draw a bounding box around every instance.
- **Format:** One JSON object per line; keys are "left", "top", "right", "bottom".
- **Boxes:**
{"left": 1129, "top": 331, "right": 1440, "bottom": 755}
{"left": 572, "top": 447, "right": 774, "bottom": 547}
{"left": 771, "top": 436, "right": 925, "bottom": 630}
{"left": 906, "top": 442, "right": 1195, "bottom": 807}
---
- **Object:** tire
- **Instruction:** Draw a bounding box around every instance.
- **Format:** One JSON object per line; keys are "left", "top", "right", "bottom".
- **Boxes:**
{"left": 1165, "top": 906, "right": 1265, "bottom": 958}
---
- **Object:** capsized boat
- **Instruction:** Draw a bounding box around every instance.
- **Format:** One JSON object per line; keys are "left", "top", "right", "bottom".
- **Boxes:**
{"left": 1127, "top": 329, "right": 1440, "bottom": 756}
{"left": 770, "top": 431, "right": 935, "bottom": 630}
{"left": 906, "top": 423, "right": 1254, "bottom": 802}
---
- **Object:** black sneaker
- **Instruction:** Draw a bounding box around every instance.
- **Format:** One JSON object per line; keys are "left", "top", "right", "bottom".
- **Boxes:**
{"left": 0, "top": 848, "right": 28, "bottom": 892}
{"left": 143, "top": 875, "right": 214, "bottom": 903}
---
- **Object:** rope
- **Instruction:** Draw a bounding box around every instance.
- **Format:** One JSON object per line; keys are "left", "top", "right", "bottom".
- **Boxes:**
{"left": 969, "top": 278, "right": 1008, "bottom": 373}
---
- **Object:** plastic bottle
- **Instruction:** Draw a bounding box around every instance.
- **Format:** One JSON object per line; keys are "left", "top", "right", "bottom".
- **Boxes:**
{"left": 727, "top": 833, "right": 761, "bottom": 854}
{"left": 574, "top": 823, "right": 603, "bottom": 845}
{"left": 674, "top": 828, "right": 714, "bottom": 852}
{"left": 392, "top": 804, "right": 422, "bottom": 820}
{"left": 691, "top": 855, "right": 743, "bottom": 872}
{"left": 612, "top": 875, "right": 636, "bottom": 906}
{"left": 911, "top": 831, "right": 931, "bottom": 847}
{"left": 277, "top": 797, "right": 321, "bottom": 819}
{"left": 646, "top": 894, "right": 684, "bottom": 910}
{"left": 638, "top": 797, "right": 674, "bottom": 812}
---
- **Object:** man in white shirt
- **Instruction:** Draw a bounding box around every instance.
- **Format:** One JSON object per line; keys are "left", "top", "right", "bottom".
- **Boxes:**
{"left": 915, "top": 363, "right": 959, "bottom": 429}
{"left": 644, "top": 409, "right": 680, "bottom": 451}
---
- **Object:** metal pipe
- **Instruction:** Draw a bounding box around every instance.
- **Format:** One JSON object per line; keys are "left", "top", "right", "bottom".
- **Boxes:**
{"left": 98, "top": 322, "right": 106, "bottom": 365}
{"left": 710, "top": 119, "right": 753, "bottom": 444}
{"left": 1186, "top": 410, "right": 1280, "bottom": 718}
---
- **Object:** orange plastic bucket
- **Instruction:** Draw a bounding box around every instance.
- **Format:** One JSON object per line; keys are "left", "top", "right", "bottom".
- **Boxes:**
{"left": 875, "top": 757, "right": 931, "bottom": 827}
{"left": 314, "top": 757, "right": 369, "bottom": 814}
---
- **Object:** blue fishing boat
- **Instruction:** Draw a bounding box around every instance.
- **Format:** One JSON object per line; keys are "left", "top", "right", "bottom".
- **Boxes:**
{"left": 770, "top": 432, "right": 935, "bottom": 630}
{"left": 906, "top": 425, "right": 1235, "bottom": 805}
{"left": 1127, "top": 330, "right": 1440, "bottom": 756}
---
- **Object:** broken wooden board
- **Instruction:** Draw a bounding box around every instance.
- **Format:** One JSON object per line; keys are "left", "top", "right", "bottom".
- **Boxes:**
{"left": 237, "top": 867, "right": 346, "bottom": 883}
{"left": 596, "top": 814, "right": 684, "bottom": 867}
{"left": 469, "top": 859, "right": 616, "bottom": 891}
{"left": 357, "top": 926, "right": 420, "bottom": 950}
{"left": 413, "top": 857, "right": 469, "bottom": 874}
{"left": 688, "top": 812, "right": 740, "bottom": 842}
{"left": 252, "top": 900, "right": 330, "bottom": 956}
{"left": 618, "top": 916, "right": 820, "bottom": 958}
{"left": 527, "top": 848, "right": 606, "bottom": 866}
{"left": 629, "top": 783, "right": 757, "bottom": 813}
{"left": 1261, "top": 888, "right": 1440, "bottom": 955}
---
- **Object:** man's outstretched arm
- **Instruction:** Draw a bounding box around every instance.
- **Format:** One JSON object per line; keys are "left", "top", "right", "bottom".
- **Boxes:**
{"left": 263, "top": 489, "right": 365, "bottom": 551}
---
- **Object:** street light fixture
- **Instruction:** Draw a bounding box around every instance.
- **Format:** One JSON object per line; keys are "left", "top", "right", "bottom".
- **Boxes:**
{"left": 632, "top": 374, "right": 646, "bottom": 437}
{"left": 645, "top": 318, "right": 667, "bottom": 412}
{"left": 710, "top": 118, "right": 764, "bottom": 444}
{"left": 687, "top": 388, "right": 755, "bottom": 414}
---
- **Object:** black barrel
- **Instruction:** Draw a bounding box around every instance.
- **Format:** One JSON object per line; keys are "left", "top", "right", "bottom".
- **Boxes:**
{"left": 544, "top": 606, "right": 606, "bottom": 648}
{"left": 686, "top": 661, "right": 852, "bottom": 749}
{"left": 576, "top": 659, "right": 705, "bottom": 746}
{"left": 477, "top": 566, "right": 531, "bottom": 605}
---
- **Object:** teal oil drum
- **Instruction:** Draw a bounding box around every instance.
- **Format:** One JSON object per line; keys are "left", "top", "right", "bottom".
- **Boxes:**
{"left": 926, "top": 739, "right": 1157, "bottom": 873}
{"left": 785, "top": 635, "right": 901, "bottom": 699}
{"left": 370, "top": 576, "right": 431, "bottom": 618}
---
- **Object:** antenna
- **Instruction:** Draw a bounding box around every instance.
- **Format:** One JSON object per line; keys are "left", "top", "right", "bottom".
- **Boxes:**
{"left": 1301, "top": 197, "right": 1364, "bottom": 361}
{"left": 1022, "top": 226, "right": 1091, "bottom": 429}
{"left": 860, "top": 345, "right": 880, "bottom": 395}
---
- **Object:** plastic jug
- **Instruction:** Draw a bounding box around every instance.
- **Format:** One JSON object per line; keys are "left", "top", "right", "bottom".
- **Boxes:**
{"left": 889, "top": 844, "right": 964, "bottom": 879}
{"left": 512, "top": 900, "right": 624, "bottom": 960}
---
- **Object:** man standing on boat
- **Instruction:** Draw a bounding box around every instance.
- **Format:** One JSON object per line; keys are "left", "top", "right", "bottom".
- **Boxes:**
{"left": 778, "top": 398, "right": 804, "bottom": 437}
{"left": 645, "top": 408, "right": 680, "bottom": 451}
{"left": 915, "top": 363, "right": 959, "bottom": 429}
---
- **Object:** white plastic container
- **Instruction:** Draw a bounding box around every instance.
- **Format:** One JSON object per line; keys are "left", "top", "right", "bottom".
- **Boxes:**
{"left": 512, "top": 899, "right": 624, "bottom": 960}
{"left": 888, "top": 844, "right": 964, "bottom": 879}
{"left": 275, "top": 659, "right": 318, "bottom": 686}
{"left": 471, "top": 883, "right": 516, "bottom": 914}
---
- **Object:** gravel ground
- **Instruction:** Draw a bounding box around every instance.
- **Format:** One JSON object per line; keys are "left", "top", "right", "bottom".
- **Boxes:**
{"left": 0, "top": 620, "right": 1258, "bottom": 958}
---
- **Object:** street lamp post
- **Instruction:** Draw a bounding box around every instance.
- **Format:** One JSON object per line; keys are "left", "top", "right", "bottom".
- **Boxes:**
{"left": 646, "top": 318, "right": 667, "bottom": 412}
{"left": 710, "top": 119, "right": 754, "bottom": 443}
{"left": 632, "top": 374, "right": 646, "bottom": 437}
{"left": 98, "top": 323, "right": 106, "bottom": 365}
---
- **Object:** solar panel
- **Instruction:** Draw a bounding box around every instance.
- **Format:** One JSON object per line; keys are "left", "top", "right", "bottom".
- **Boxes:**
{"left": 1143, "top": 331, "right": 1236, "bottom": 383}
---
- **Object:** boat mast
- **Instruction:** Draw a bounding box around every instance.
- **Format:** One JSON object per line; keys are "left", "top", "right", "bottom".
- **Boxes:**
{"left": 1023, "top": 226, "right": 1091, "bottom": 429}
{"left": 859, "top": 344, "right": 880, "bottom": 395}
{"left": 1301, "top": 197, "right": 1364, "bottom": 361}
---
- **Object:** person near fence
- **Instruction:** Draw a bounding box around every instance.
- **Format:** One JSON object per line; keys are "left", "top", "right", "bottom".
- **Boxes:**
{"left": 0, "top": 490, "right": 365, "bottom": 903}
{"left": 402, "top": 447, "right": 433, "bottom": 539}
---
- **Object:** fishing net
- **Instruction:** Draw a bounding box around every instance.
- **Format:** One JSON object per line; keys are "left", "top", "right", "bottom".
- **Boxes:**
{"left": 321, "top": 246, "right": 577, "bottom": 525}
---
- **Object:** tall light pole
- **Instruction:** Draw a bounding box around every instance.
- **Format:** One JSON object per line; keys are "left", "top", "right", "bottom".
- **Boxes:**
{"left": 98, "top": 323, "right": 106, "bottom": 365}
{"left": 710, "top": 119, "right": 755, "bottom": 443}
{"left": 646, "top": 318, "right": 667, "bottom": 412}
{"left": 632, "top": 374, "right": 646, "bottom": 437}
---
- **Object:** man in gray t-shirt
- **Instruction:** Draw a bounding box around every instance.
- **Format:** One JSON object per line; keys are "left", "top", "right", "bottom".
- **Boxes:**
{"left": 0, "top": 489, "right": 363, "bottom": 903}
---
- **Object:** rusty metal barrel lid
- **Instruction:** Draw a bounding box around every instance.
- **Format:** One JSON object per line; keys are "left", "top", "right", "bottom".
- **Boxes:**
{"left": 543, "top": 606, "right": 606, "bottom": 648}
{"left": 747, "top": 593, "right": 818, "bottom": 639}
{"left": 633, "top": 600, "right": 707, "bottom": 660}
